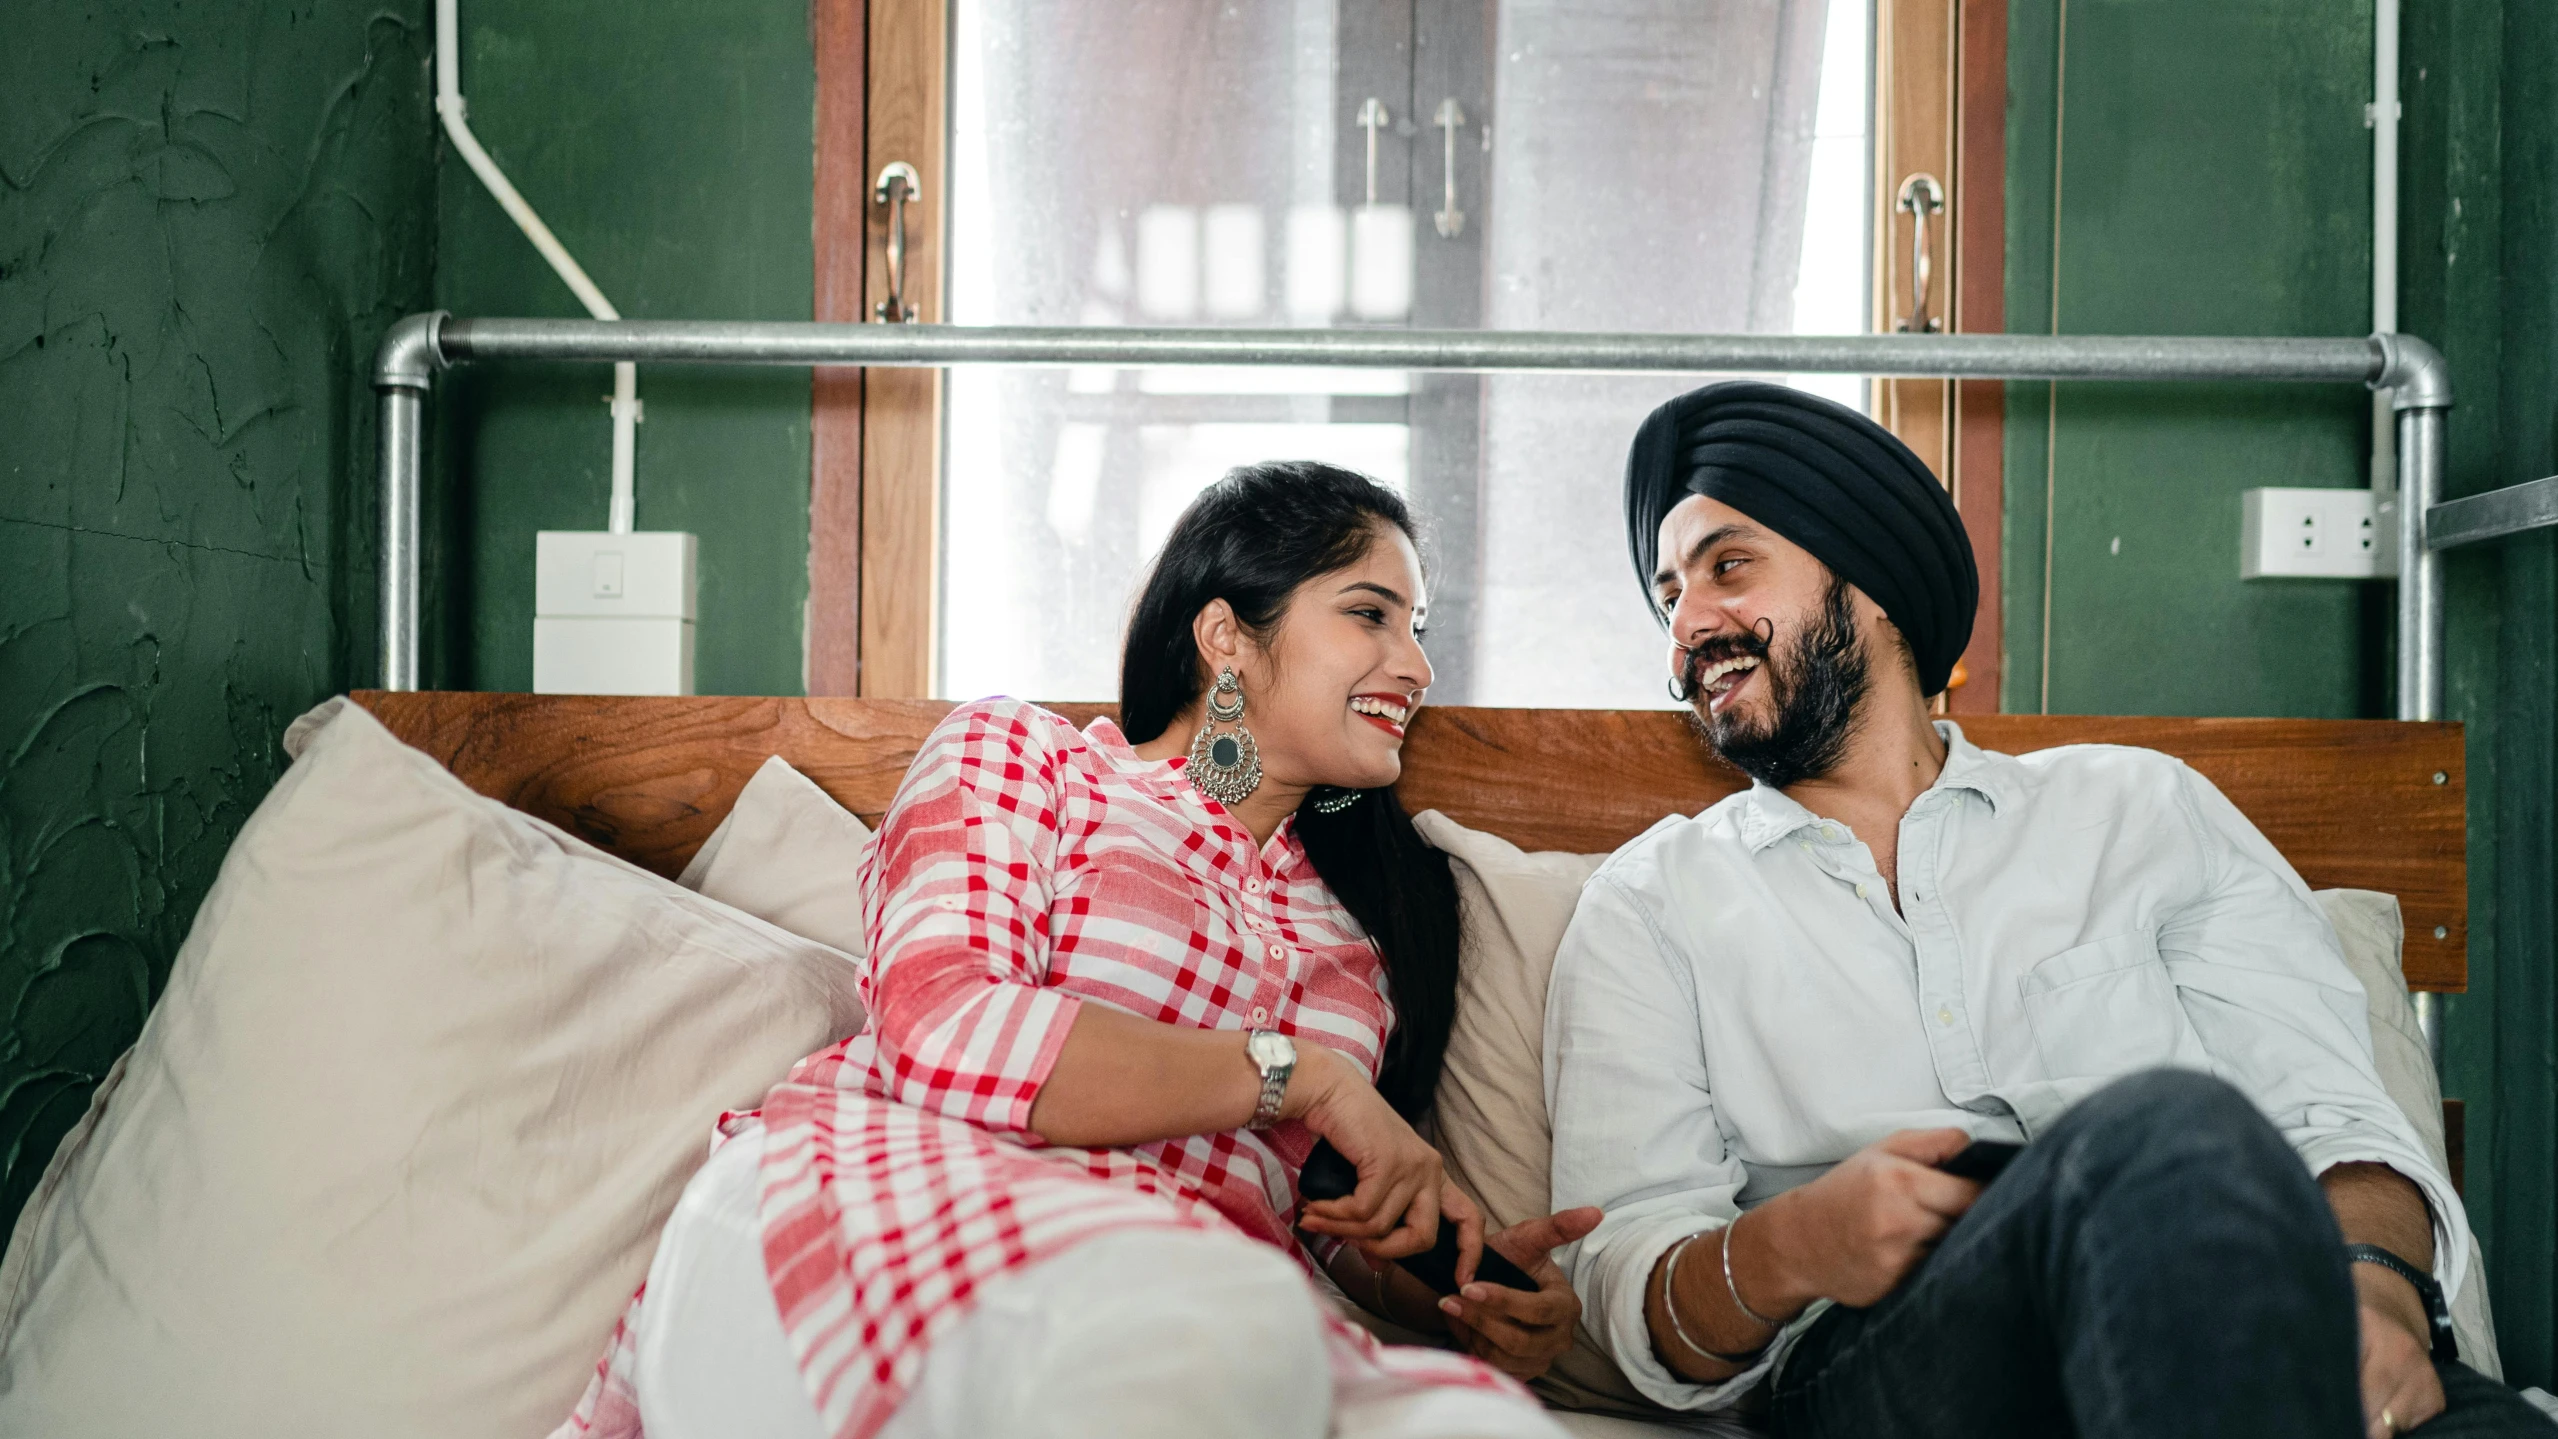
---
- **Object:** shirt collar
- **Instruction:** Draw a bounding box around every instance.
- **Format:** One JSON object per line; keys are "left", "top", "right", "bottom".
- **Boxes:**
{"left": 1731, "top": 720, "right": 2014, "bottom": 852}
{"left": 1082, "top": 715, "right": 1301, "bottom": 854}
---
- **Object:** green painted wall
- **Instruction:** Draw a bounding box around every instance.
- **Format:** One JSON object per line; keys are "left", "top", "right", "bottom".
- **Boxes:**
{"left": 430, "top": 0, "right": 815, "bottom": 696}
{"left": 2004, "top": 0, "right": 2379, "bottom": 720}
{"left": 0, "top": 2, "right": 436, "bottom": 1233}
{"left": 2403, "top": 2, "right": 2558, "bottom": 1390}
{"left": 2008, "top": 0, "right": 2558, "bottom": 1385}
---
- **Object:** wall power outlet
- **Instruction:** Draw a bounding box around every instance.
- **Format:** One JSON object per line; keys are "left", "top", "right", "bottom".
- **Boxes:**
{"left": 533, "top": 531, "right": 697, "bottom": 694}
{"left": 2239, "top": 488, "right": 2399, "bottom": 581}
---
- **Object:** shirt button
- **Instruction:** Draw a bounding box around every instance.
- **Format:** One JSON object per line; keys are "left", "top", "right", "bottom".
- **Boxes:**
{"left": 1823, "top": 825, "right": 1841, "bottom": 842}
{"left": 1855, "top": 884, "right": 1869, "bottom": 899}
{"left": 1249, "top": 1006, "right": 1270, "bottom": 1025}
{"left": 1245, "top": 878, "right": 1265, "bottom": 894}
{"left": 1937, "top": 1006, "right": 1955, "bottom": 1027}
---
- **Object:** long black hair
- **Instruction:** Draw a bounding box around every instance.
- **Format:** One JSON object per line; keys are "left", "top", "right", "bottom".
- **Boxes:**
{"left": 1119, "top": 461, "right": 1462, "bottom": 1123}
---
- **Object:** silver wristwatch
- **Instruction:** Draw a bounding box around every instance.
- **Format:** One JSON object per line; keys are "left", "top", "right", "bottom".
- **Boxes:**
{"left": 1244, "top": 1029, "right": 1296, "bottom": 1130}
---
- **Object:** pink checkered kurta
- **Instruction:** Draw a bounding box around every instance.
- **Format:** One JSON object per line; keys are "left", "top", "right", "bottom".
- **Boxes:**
{"left": 555, "top": 698, "right": 1523, "bottom": 1439}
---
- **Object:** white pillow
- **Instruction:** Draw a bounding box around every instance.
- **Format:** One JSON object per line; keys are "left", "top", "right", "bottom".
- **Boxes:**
{"left": 1413, "top": 813, "right": 2502, "bottom": 1410}
{"left": 0, "top": 698, "right": 865, "bottom": 1439}
{"left": 677, "top": 754, "right": 875, "bottom": 963}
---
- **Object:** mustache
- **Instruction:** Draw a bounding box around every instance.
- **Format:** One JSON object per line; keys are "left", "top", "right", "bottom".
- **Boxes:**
{"left": 1672, "top": 620, "right": 1776, "bottom": 703}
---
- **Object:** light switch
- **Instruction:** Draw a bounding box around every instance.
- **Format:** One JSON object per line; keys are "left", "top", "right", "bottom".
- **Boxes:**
{"left": 592, "top": 550, "right": 625, "bottom": 599}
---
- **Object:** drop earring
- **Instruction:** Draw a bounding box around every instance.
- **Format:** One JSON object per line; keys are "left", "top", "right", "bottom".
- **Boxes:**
{"left": 1188, "top": 667, "right": 1263, "bottom": 806}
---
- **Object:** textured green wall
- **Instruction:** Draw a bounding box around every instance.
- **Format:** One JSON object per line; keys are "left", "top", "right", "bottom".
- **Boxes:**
{"left": 2008, "top": 0, "right": 2558, "bottom": 1385}
{"left": 431, "top": 0, "right": 815, "bottom": 695}
{"left": 2403, "top": 2, "right": 2558, "bottom": 1390}
{"left": 2004, "top": 0, "right": 2379, "bottom": 720}
{"left": 0, "top": 2, "right": 435, "bottom": 1233}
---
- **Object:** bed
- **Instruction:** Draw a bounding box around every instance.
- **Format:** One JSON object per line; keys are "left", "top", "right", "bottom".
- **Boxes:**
{"left": 354, "top": 690, "right": 2482, "bottom": 1425}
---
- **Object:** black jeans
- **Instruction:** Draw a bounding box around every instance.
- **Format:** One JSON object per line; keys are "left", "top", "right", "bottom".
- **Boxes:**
{"left": 1767, "top": 1069, "right": 2556, "bottom": 1439}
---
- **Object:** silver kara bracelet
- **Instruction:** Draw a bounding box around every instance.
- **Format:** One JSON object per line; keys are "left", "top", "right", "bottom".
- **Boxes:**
{"left": 1721, "top": 1208, "right": 1786, "bottom": 1330}
{"left": 1660, "top": 1230, "right": 1767, "bottom": 1365}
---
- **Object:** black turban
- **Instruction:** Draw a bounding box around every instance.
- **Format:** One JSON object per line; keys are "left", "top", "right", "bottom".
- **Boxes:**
{"left": 1625, "top": 380, "right": 1978, "bottom": 696}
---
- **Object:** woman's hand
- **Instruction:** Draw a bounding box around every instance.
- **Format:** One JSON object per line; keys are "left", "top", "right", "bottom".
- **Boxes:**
{"left": 1286, "top": 1044, "right": 1448, "bottom": 1260}
{"left": 1440, "top": 1206, "right": 1604, "bottom": 1381}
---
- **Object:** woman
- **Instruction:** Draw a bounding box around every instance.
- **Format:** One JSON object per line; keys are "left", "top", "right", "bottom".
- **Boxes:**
{"left": 559, "top": 463, "right": 1600, "bottom": 1439}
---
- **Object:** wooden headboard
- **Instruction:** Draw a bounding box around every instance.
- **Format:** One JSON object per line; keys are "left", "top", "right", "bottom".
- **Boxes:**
{"left": 352, "top": 693, "right": 2467, "bottom": 993}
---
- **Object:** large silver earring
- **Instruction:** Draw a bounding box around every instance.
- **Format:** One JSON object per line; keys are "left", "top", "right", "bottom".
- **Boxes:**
{"left": 1188, "top": 667, "right": 1262, "bottom": 806}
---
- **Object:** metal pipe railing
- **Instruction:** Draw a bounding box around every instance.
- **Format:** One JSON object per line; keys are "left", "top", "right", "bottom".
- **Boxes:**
{"left": 370, "top": 316, "right": 2455, "bottom": 720}
{"left": 407, "top": 316, "right": 2394, "bottom": 385}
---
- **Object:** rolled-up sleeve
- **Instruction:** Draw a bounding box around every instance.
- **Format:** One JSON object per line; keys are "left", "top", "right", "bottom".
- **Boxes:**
{"left": 856, "top": 701, "right": 1084, "bottom": 1140}
{"left": 2158, "top": 764, "right": 2473, "bottom": 1303}
{"left": 1545, "top": 870, "right": 1779, "bottom": 1410}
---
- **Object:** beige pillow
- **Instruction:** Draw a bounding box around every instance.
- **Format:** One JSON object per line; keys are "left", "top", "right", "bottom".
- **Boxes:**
{"left": 678, "top": 754, "right": 876, "bottom": 964}
{"left": 0, "top": 698, "right": 865, "bottom": 1439}
{"left": 1415, "top": 813, "right": 2500, "bottom": 1411}
{"left": 2314, "top": 889, "right": 2500, "bottom": 1380}
{"left": 1413, "top": 810, "right": 1644, "bottom": 1413}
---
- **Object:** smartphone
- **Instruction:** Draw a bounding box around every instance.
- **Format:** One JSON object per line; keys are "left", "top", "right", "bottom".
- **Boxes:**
{"left": 1300, "top": 1140, "right": 1538, "bottom": 1296}
{"left": 1938, "top": 1138, "right": 2026, "bottom": 1183}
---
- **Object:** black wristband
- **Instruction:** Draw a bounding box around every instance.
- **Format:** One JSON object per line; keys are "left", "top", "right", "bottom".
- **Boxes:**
{"left": 2344, "top": 1243, "right": 2459, "bottom": 1363}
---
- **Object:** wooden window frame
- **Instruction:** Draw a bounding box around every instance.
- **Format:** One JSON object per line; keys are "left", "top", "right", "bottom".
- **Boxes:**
{"left": 814, "top": 0, "right": 2008, "bottom": 708}
{"left": 1875, "top": 0, "right": 2007, "bottom": 713}
{"left": 811, "top": 0, "right": 945, "bottom": 698}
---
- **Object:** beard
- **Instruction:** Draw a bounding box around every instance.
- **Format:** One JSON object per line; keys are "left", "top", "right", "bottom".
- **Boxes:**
{"left": 1676, "top": 576, "right": 1870, "bottom": 789}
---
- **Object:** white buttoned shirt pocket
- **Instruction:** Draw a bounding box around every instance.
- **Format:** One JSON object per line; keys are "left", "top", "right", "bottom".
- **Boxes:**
{"left": 2018, "top": 927, "right": 2200, "bottom": 1082}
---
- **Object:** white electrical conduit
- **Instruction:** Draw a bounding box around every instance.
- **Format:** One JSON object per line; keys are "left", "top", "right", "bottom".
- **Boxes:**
{"left": 434, "top": 0, "right": 640, "bottom": 533}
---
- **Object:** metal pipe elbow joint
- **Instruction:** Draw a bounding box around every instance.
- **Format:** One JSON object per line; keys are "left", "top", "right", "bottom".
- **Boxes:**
{"left": 2372, "top": 332, "right": 2452, "bottom": 411}
{"left": 376, "top": 311, "right": 450, "bottom": 393}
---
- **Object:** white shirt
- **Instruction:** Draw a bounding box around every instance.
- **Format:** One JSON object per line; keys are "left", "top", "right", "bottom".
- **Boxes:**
{"left": 1543, "top": 722, "right": 2470, "bottom": 1412}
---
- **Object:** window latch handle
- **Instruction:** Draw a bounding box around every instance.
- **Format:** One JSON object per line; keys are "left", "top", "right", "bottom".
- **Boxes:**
{"left": 874, "top": 162, "right": 922, "bottom": 323}
{"left": 1895, "top": 173, "right": 1946, "bottom": 334}
{"left": 1357, "top": 98, "right": 1390, "bottom": 207}
{"left": 1433, "top": 98, "right": 1467, "bottom": 238}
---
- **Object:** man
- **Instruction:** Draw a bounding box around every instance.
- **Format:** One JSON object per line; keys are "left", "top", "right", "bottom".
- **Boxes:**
{"left": 1544, "top": 381, "right": 2553, "bottom": 1439}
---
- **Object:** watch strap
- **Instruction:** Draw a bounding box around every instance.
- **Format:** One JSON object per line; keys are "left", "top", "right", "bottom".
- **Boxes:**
{"left": 2344, "top": 1243, "right": 2458, "bottom": 1362}
{"left": 1246, "top": 1030, "right": 1293, "bottom": 1131}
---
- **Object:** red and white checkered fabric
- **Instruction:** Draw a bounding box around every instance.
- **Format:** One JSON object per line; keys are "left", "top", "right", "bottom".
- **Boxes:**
{"left": 554, "top": 699, "right": 1524, "bottom": 1439}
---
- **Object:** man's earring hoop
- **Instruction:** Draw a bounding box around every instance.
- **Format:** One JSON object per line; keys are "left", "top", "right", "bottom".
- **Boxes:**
{"left": 1188, "top": 667, "right": 1262, "bottom": 806}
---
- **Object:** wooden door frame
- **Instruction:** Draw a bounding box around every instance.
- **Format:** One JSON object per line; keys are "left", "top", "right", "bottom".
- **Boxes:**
{"left": 1875, "top": 0, "right": 2007, "bottom": 713}
{"left": 811, "top": 0, "right": 944, "bottom": 698}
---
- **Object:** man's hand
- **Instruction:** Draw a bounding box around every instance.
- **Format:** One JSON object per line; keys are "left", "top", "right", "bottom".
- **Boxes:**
{"left": 1438, "top": 1206, "right": 1605, "bottom": 1381}
{"left": 2320, "top": 1162, "right": 2445, "bottom": 1438}
{"left": 2353, "top": 1268, "right": 2445, "bottom": 1439}
{"left": 1747, "top": 1128, "right": 1982, "bottom": 1310}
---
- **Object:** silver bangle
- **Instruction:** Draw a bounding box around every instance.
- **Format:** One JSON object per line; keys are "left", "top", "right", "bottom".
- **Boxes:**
{"left": 1660, "top": 1230, "right": 1765, "bottom": 1364}
{"left": 1721, "top": 1208, "right": 1785, "bottom": 1330}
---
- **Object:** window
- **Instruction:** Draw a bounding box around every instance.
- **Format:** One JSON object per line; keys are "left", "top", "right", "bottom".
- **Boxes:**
{"left": 934, "top": 0, "right": 1874, "bottom": 707}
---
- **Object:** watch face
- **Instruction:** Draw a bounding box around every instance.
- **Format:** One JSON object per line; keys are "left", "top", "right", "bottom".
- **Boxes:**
{"left": 1248, "top": 1030, "right": 1295, "bottom": 1070}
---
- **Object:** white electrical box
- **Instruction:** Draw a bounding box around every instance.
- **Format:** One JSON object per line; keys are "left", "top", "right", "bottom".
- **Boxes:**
{"left": 533, "top": 530, "right": 697, "bottom": 694}
{"left": 2239, "top": 488, "right": 2399, "bottom": 580}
